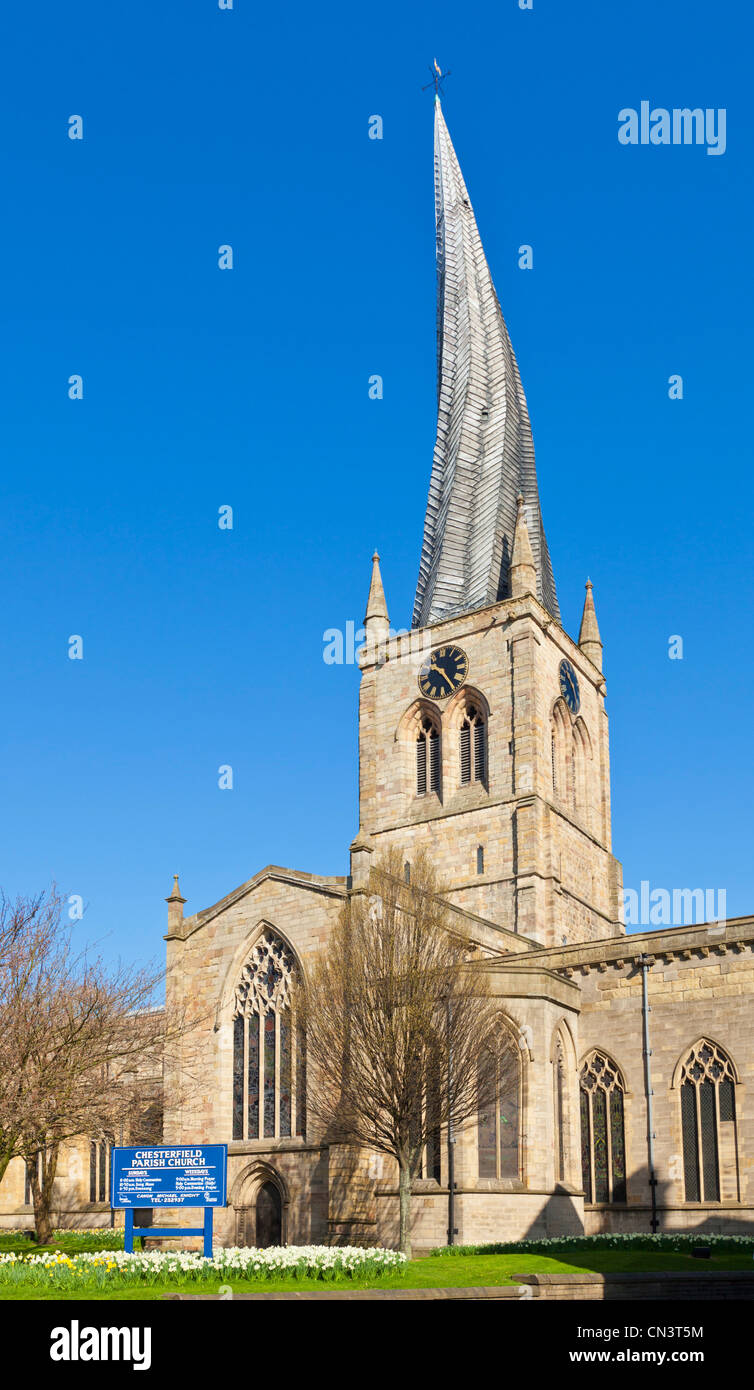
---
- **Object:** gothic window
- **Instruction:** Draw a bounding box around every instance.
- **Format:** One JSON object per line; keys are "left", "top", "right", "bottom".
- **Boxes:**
{"left": 554, "top": 1036, "right": 567, "bottom": 1182}
{"left": 232, "top": 929, "right": 306, "bottom": 1142}
{"left": 572, "top": 718, "right": 592, "bottom": 825}
{"left": 89, "top": 1138, "right": 112, "bottom": 1203}
{"left": 416, "top": 1075, "right": 442, "bottom": 1182}
{"left": 580, "top": 1051, "right": 626, "bottom": 1204}
{"left": 478, "top": 1027, "right": 520, "bottom": 1180}
{"left": 476, "top": 845, "right": 484, "bottom": 875}
{"left": 678, "top": 1040, "right": 738, "bottom": 1203}
{"left": 416, "top": 716, "right": 441, "bottom": 796}
{"left": 551, "top": 700, "right": 572, "bottom": 808}
{"left": 460, "top": 706, "right": 487, "bottom": 786}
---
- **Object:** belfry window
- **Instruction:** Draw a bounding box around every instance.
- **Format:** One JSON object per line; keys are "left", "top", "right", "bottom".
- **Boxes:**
{"left": 416, "top": 717, "right": 440, "bottom": 796}
{"left": 580, "top": 1051, "right": 626, "bottom": 1203}
{"left": 232, "top": 929, "right": 306, "bottom": 1142}
{"left": 678, "top": 1040, "right": 738, "bottom": 1203}
{"left": 460, "top": 706, "right": 487, "bottom": 786}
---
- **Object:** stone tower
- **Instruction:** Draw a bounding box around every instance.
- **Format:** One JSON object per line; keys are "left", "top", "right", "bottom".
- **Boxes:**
{"left": 352, "top": 100, "right": 623, "bottom": 948}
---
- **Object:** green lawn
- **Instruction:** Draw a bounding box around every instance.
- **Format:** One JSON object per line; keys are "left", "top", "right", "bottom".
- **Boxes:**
{"left": 1, "top": 1248, "right": 751, "bottom": 1300}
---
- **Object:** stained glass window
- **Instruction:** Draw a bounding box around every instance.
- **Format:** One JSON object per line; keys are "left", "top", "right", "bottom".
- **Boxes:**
{"left": 263, "top": 1011, "right": 276, "bottom": 1138}
{"left": 248, "top": 1016, "right": 259, "bottom": 1139}
{"left": 232, "top": 1015, "right": 244, "bottom": 1141}
{"left": 609, "top": 1088, "right": 626, "bottom": 1204}
{"left": 681, "top": 1082, "right": 700, "bottom": 1201}
{"left": 279, "top": 1015, "right": 291, "bottom": 1138}
{"left": 579, "top": 1050, "right": 626, "bottom": 1205}
{"left": 580, "top": 1089, "right": 591, "bottom": 1201}
{"left": 295, "top": 1025, "right": 307, "bottom": 1137}
{"left": 593, "top": 1087, "right": 608, "bottom": 1202}
{"left": 232, "top": 928, "right": 305, "bottom": 1142}
{"left": 678, "top": 1040, "right": 737, "bottom": 1204}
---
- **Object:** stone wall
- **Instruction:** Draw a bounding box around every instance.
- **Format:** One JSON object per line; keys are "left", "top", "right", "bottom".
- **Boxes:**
{"left": 529, "top": 916, "right": 754, "bottom": 1233}
{"left": 356, "top": 593, "right": 622, "bottom": 947}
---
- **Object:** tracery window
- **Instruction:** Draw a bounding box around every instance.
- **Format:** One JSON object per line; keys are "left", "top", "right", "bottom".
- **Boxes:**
{"left": 580, "top": 1051, "right": 626, "bottom": 1204}
{"left": 679, "top": 1040, "right": 738, "bottom": 1203}
{"left": 416, "top": 716, "right": 441, "bottom": 796}
{"left": 232, "top": 929, "right": 306, "bottom": 1142}
{"left": 460, "top": 705, "right": 487, "bottom": 786}
{"left": 478, "top": 1028, "right": 520, "bottom": 1180}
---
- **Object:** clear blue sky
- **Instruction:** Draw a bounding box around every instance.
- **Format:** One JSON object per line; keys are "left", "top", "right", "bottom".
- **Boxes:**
{"left": 1, "top": 0, "right": 751, "bottom": 965}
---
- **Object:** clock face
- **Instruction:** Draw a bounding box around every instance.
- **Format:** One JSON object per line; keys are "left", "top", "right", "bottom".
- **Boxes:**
{"left": 418, "top": 645, "right": 469, "bottom": 700}
{"left": 559, "top": 658, "right": 580, "bottom": 714}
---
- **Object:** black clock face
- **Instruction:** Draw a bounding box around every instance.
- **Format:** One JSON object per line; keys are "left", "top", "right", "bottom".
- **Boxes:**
{"left": 559, "top": 658, "right": 580, "bottom": 714}
{"left": 418, "top": 645, "right": 469, "bottom": 699}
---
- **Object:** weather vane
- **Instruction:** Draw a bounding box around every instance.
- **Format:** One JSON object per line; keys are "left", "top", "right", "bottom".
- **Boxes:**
{"left": 422, "top": 58, "right": 451, "bottom": 98}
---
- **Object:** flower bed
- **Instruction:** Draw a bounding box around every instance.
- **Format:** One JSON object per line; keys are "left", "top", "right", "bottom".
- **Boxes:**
{"left": 0, "top": 1244, "right": 406, "bottom": 1291}
{"left": 431, "top": 1233, "right": 754, "bottom": 1256}
{"left": 0, "top": 1228, "right": 125, "bottom": 1255}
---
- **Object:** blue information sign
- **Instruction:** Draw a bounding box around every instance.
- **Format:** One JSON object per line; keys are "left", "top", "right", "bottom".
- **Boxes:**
{"left": 111, "top": 1145, "right": 227, "bottom": 1209}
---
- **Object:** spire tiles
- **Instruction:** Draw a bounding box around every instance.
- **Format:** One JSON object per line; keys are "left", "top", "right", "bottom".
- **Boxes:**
{"left": 412, "top": 100, "right": 560, "bottom": 630}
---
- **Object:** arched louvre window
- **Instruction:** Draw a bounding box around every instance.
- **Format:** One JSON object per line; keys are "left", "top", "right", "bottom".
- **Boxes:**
{"left": 460, "top": 706, "right": 487, "bottom": 786}
{"left": 478, "top": 1028, "right": 520, "bottom": 1180}
{"left": 580, "top": 1051, "right": 626, "bottom": 1204}
{"left": 679, "top": 1040, "right": 738, "bottom": 1202}
{"left": 417, "top": 716, "right": 440, "bottom": 795}
{"left": 232, "top": 929, "right": 306, "bottom": 1142}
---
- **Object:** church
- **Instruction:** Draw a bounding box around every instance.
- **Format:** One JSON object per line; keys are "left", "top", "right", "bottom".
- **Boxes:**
{"left": 159, "top": 99, "right": 754, "bottom": 1251}
{"left": 3, "top": 100, "right": 752, "bottom": 1248}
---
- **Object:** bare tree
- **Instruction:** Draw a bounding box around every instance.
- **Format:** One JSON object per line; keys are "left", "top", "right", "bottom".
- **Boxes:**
{"left": 0, "top": 888, "right": 191, "bottom": 1243}
{"left": 299, "top": 850, "right": 519, "bottom": 1257}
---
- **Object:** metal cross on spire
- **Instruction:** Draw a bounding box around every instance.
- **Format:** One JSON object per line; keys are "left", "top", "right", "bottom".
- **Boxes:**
{"left": 422, "top": 58, "right": 451, "bottom": 98}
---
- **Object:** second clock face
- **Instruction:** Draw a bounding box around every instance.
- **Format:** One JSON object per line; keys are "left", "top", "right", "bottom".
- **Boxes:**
{"left": 559, "top": 658, "right": 580, "bottom": 714}
{"left": 418, "top": 645, "right": 469, "bottom": 699}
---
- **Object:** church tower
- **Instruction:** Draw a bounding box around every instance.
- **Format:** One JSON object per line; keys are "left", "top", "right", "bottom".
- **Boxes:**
{"left": 352, "top": 100, "right": 623, "bottom": 948}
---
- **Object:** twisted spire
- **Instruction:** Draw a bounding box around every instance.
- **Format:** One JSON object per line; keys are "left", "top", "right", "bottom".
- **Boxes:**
{"left": 412, "top": 100, "right": 560, "bottom": 628}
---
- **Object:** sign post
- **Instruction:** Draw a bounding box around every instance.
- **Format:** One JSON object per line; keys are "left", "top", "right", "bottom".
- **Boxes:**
{"left": 111, "top": 1145, "right": 227, "bottom": 1257}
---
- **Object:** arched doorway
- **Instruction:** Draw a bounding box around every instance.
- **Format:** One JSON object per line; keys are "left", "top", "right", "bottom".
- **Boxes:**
{"left": 256, "top": 1182, "right": 282, "bottom": 1247}
{"left": 232, "top": 1162, "right": 288, "bottom": 1247}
